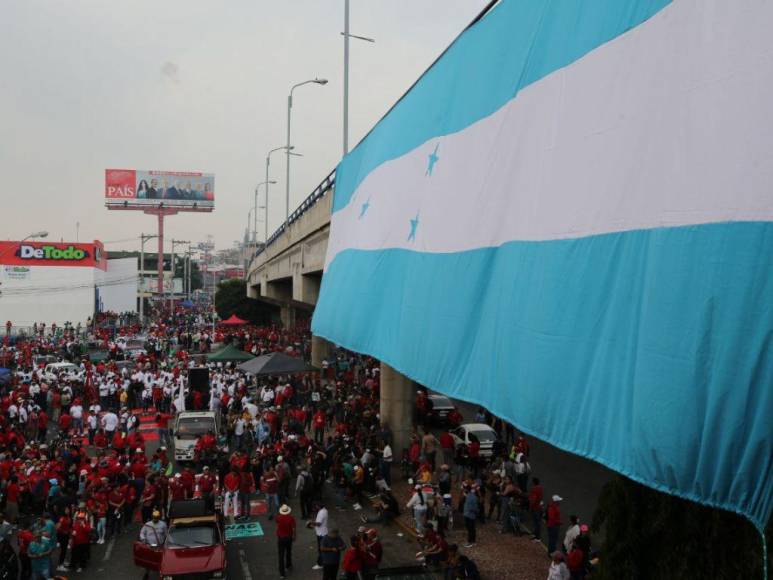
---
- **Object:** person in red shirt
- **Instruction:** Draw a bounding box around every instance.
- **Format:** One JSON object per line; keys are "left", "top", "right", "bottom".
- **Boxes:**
{"left": 546, "top": 495, "right": 563, "bottom": 555}
{"left": 341, "top": 536, "right": 363, "bottom": 580}
{"left": 71, "top": 513, "right": 92, "bottom": 572}
{"left": 529, "top": 477, "right": 544, "bottom": 542}
{"left": 169, "top": 474, "right": 187, "bottom": 501}
{"left": 198, "top": 466, "right": 217, "bottom": 510}
{"left": 36, "top": 409, "right": 48, "bottom": 443}
{"left": 58, "top": 411, "right": 72, "bottom": 433}
{"left": 238, "top": 469, "right": 255, "bottom": 520}
{"left": 223, "top": 467, "right": 241, "bottom": 521}
{"left": 55, "top": 507, "right": 73, "bottom": 571}
{"left": 275, "top": 504, "right": 296, "bottom": 577}
{"left": 5, "top": 475, "right": 20, "bottom": 522}
{"left": 93, "top": 430, "right": 108, "bottom": 450}
{"left": 17, "top": 526, "right": 33, "bottom": 579}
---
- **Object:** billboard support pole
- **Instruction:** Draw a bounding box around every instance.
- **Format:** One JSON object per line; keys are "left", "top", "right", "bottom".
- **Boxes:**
{"left": 143, "top": 207, "right": 179, "bottom": 309}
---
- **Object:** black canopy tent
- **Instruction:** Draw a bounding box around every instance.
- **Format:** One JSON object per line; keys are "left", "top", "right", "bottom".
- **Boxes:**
{"left": 236, "top": 352, "right": 318, "bottom": 376}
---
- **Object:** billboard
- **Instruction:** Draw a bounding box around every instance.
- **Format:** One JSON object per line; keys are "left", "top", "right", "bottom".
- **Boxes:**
{"left": 0, "top": 241, "right": 107, "bottom": 270}
{"left": 105, "top": 169, "right": 214, "bottom": 211}
{"left": 139, "top": 277, "right": 183, "bottom": 294}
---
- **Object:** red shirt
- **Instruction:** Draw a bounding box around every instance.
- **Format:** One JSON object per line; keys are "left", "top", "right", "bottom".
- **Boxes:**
{"left": 6, "top": 482, "right": 19, "bottom": 503}
{"left": 439, "top": 432, "right": 454, "bottom": 450}
{"left": 547, "top": 502, "right": 562, "bottom": 528}
{"left": 342, "top": 547, "right": 362, "bottom": 572}
{"left": 528, "top": 484, "right": 543, "bottom": 512}
{"left": 72, "top": 521, "right": 92, "bottom": 545}
{"left": 223, "top": 472, "right": 241, "bottom": 492}
{"left": 275, "top": 514, "right": 295, "bottom": 538}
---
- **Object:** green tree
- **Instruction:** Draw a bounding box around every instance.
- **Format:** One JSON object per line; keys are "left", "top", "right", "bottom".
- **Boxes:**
{"left": 592, "top": 475, "right": 771, "bottom": 579}
{"left": 214, "top": 278, "right": 274, "bottom": 324}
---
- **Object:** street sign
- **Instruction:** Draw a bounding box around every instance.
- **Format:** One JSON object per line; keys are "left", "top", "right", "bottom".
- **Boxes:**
{"left": 225, "top": 521, "right": 264, "bottom": 540}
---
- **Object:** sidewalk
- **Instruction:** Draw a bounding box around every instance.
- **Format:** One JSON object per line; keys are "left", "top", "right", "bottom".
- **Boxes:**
{"left": 388, "top": 477, "right": 551, "bottom": 580}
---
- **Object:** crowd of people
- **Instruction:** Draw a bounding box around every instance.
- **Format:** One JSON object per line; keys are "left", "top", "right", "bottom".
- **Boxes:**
{"left": 0, "top": 306, "right": 595, "bottom": 580}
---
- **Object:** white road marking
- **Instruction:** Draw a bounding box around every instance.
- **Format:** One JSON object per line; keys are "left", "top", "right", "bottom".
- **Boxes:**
{"left": 239, "top": 548, "right": 253, "bottom": 580}
{"left": 102, "top": 537, "right": 115, "bottom": 561}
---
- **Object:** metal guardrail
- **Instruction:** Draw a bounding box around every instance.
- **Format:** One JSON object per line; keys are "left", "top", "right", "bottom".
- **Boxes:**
{"left": 254, "top": 169, "right": 336, "bottom": 259}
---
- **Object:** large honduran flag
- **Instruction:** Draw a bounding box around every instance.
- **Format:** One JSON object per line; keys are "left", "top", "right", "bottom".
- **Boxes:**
{"left": 312, "top": 0, "right": 773, "bottom": 531}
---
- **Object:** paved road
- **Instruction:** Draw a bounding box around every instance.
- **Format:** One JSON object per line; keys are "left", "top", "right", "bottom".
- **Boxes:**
{"left": 445, "top": 397, "right": 614, "bottom": 537}
{"left": 66, "top": 428, "right": 429, "bottom": 580}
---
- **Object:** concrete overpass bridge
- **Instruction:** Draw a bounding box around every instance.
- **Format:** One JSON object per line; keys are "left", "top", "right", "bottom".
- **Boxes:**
{"left": 245, "top": 170, "right": 417, "bottom": 452}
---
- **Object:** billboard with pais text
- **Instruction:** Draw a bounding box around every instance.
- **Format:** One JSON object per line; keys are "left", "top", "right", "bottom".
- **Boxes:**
{"left": 105, "top": 169, "right": 214, "bottom": 211}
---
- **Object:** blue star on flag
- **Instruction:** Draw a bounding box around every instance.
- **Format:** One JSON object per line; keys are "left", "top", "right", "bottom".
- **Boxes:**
{"left": 359, "top": 199, "right": 370, "bottom": 219}
{"left": 408, "top": 214, "right": 419, "bottom": 241}
{"left": 426, "top": 143, "right": 440, "bottom": 176}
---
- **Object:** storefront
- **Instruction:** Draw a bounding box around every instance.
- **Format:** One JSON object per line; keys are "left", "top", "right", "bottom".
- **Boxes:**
{"left": 0, "top": 240, "right": 137, "bottom": 329}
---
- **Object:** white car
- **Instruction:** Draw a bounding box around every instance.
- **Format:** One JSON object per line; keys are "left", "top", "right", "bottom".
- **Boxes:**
{"left": 44, "top": 362, "right": 80, "bottom": 383}
{"left": 449, "top": 423, "right": 498, "bottom": 457}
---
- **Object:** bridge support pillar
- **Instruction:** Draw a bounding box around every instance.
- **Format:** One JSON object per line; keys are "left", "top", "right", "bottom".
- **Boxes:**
{"left": 280, "top": 305, "right": 296, "bottom": 329}
{"left": 380, "top": 363, "right": 416, "bottom": 457}
{"left": 311, "top": 335, "right": 332, "bottom": 368}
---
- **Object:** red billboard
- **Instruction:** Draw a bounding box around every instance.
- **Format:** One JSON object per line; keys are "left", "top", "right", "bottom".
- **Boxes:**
{"left": 0, "top": 241, "right": 107, "bottom": 270}
{"left": 105, "top": 169, "right": 214, "bottom": 211}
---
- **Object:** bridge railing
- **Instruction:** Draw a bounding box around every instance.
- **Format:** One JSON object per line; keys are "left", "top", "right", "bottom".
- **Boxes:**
{"left": 254, "top": 169, "right": 336, "bottom": 260}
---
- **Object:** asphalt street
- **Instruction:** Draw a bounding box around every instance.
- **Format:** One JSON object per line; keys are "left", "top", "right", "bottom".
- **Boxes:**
{"left": 444, "top": 397, "right": 614, "bottom": 536}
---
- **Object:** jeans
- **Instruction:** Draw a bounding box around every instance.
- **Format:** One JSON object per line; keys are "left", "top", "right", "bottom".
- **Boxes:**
{"left": 464, "top": 516, "right": 477, "bottom": 544}
{"left": 323, "top": 563, "right": 339, "bottom": 580}
{"left": 380, "top": 460, "right": 392, "bottom": 488}
{"left": 547, "top": 525, "right": 560, "bottom": 554}
{"left": 532, "top": 510, "right": 543, "bottom": 540}
{"left": 266, "top": 493, "right": 279, "bottom": 519}
{"left": 278, "top": 537, "right": 293, "bottom": 576}
{"left": 413, "top": 505, "right": 427, "bottom": 535}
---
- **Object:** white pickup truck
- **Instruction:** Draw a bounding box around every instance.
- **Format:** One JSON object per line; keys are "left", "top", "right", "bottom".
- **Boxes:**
{"left": 172, "top": 411, "right": 222, "bottom": 463}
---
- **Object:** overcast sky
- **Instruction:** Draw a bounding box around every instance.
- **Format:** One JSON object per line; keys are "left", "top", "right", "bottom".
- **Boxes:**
{"left": 0, "top": 0, "right": 489, "bottom": 254}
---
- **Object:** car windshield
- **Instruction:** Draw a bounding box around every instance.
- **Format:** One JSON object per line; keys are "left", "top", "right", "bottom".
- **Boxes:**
{"left": 176, "top": 417, "right": 215, "bottom": 439}
{"left": 167, "top": 525, "right": 215, "bottom": 548}
{"left": 431, "top": 397, "right": 453, "bottom": 408}
{"left": 470, "top": 429, "right": 496, "bottom": 443}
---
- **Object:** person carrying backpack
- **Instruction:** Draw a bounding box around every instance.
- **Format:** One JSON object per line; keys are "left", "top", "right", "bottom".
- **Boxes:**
{"left": 296, "top": 467, "right": 314, "bottom": 519}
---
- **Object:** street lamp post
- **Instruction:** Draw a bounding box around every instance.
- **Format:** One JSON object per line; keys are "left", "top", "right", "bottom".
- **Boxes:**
{"left": 253, "top": 180, "right": 275, "bottom": 244}
{"left": 286, "top": 78, "right": 328, "bottom": 222}
{"left": 265, "top": 146, "right": 292, "bottom": 244}
{"left": 170, "top": 239, "right": 190, "bottom": 316}
{"left": 342, "top": 1, "right": 374, "bottom": 155}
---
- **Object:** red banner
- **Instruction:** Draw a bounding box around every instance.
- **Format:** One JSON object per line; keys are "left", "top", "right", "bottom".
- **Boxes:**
{"left": 0, "top": 241, "right": 107, "bottom": 270}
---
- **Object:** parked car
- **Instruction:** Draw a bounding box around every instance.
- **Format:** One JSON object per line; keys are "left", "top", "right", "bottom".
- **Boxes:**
{"left": 133, "top": 499, "right": 227, "bottom": 579}
{"left": 426, "top": 394, "right": 461, "bottom": 426}
{"left": 449, "top": 423, "right": 498, "bottom": 457}
{"left": 43, "top": 362, "right": 80, "bottom": 383}
{"left": 173, "top": 411, "right": 222, "bottom": 463}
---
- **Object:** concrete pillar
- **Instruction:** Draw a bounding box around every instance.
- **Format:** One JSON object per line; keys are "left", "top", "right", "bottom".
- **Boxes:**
{"left": 280, "top": 304, "right": 296, "bottom": 329}
{"left": 311, "top": 335, "right": 331, "bottom": 368}
{"left": 380, "top": 363, "right": 416, "bottom": 456}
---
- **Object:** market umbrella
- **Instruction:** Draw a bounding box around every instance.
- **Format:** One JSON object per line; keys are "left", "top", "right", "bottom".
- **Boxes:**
{"left": 220, "top": 314, "right": 248, "bottom": 326}
{"left": 237, "top": 352, "right": 318, "bottom": 376}
{"left": 180, "top": 300, "right": 194, "bottom": 308}
{"left": 206, "top": 344, "right": 255, "bottom": 363}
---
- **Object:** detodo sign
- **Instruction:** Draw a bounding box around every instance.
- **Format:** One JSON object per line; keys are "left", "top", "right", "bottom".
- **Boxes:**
{"left": 18, "top": 244, "right": 89, "bottom": 261}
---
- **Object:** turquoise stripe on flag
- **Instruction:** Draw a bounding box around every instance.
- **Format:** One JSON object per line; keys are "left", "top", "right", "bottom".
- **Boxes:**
{"left": 313, "top": 221, "right": 773, "bottom": 530}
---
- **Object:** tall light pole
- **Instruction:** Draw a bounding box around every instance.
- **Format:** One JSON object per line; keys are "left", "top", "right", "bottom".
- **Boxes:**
{"left": 253, "top": 180, "right": 275, "bottom": 244}
{"left": 170, "top": 239, "right": 190, "bottom": 315}
{"left": 342, "top": 0, "right": 374, "bottom": 155}
{"left": 265, "top": 146, "right": 291, "bottom": 244}
{"left": 286, "top": 78, "right": 328, "bottom": 222}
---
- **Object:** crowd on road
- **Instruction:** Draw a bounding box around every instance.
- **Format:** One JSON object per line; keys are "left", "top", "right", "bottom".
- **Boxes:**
{"left": 0, "top": 306, "right": 597, "bottom": 580}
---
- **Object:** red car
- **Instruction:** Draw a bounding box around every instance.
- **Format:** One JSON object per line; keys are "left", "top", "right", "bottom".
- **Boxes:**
{"left": 134, "top": 499, "right": 227, "bottom": 579}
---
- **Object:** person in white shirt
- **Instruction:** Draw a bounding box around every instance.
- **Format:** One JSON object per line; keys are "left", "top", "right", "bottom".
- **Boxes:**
{"left": 70, "top": 403, "right": 84, "bottom": 434}
{"left": 102, "top": 411, "right": 119, "bottom": 436}
{"left": 563, "top": 515, "right": 581, "bottom": 553}
{"left": 310, "top": 503, "right": 329, "bottom": 570}
{"left": 86, "top": 413, "right": 98, "bottom": 445}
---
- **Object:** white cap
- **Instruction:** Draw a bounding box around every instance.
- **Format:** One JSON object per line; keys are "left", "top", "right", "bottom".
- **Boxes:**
{"left": 552, "top": 495, "right": 563, "bottom": 502}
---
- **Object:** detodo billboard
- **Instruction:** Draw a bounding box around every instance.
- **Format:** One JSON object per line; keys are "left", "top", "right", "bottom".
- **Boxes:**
{"left": 105, "top": 169, "right": 214, "bottom": 211}
{"left": 0, "top": 241, "right": 107, "bottom": 270}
